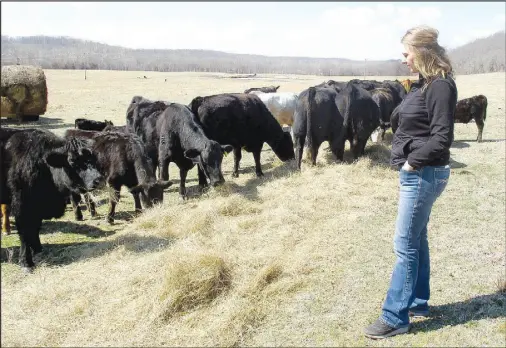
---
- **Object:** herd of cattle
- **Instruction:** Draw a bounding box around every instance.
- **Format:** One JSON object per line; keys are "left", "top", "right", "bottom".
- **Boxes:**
{"left": 0, "top": 77, "right": 489, "bottom": 271}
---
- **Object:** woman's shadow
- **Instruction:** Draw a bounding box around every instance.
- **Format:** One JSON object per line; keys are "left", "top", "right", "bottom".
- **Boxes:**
{"left": 411, "top": 291, "right": 505, "bottom": 333}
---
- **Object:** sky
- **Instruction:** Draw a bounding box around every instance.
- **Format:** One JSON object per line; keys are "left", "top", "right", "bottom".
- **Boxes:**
{"left": 1, "top": 2, "right": 505, "bottom": 60}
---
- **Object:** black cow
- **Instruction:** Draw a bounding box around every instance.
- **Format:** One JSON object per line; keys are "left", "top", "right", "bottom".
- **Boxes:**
{"left": 157, "top": 103, "right": 233, "bottom": 199}
{"left": 244, "top": 85, "right": 280, "bottom": 94}
{"left": 454, "top": 95, "right": 488, "bottom": 142}
{"left": 0, "top": 128, "right": 35, "bottom": 235}
{"left": 64, "top": 129, "right": 172, "bottom": 223}
{"left": 292, "top": 87, "right": 345, "bottom": 169}
{"left": 314, "top": 80, "right": 348, "bottom": 92}
{"left": 335, "top": 82, "right": 381, "bottom": 159}
{"left": 125, "top": 96, "right": 171, "bottom": 174}
{"left": 75, "top": 118, "right": 114, "bottom": 131}
{"left": 189, "top": 93, "right": 295, "bottom": 177}
{"left": 382, "top": 80, "right": 407, "bottom": 104}
{"left": 390, "top": 104, "right": 401, "bottom": 134}
{"left": 3, "top": 129, "right": 103, "bottom": 270}
{"left": 348, "top": 79, "right": 384, "bottom": 91}
{"left": 370, "top": 88, "right": 396, "bottom": 141}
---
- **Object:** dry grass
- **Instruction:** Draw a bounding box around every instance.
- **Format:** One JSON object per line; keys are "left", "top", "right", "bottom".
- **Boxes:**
{"left": 1, "top": 70, "right": 505, "bottom": 347}
{"left": 155, "top": 252, "right": 232, "bottom": 321}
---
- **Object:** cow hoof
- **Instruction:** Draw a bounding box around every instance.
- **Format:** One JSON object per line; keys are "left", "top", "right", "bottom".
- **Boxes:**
{"left": 256, "top": 172, "right": 264, "bottom": 177}
{"left": 232, "top": 172, "right": 239, "bottom": 178}
{"left": 75, "top": 214, "right": 83, "bottom": 221}
{"left": 106, "top": 217, "right": 114, "bottom": 225}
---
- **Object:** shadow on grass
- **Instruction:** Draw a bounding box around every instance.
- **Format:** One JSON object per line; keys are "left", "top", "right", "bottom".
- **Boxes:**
{"left": 454, "top": 138, "right": 505, "bottom": 144}
{"left": 411, "top": 291, "right": 506, "bottom": 333}
{"left": 1, "top": 233, "right": 175, "bottom": 267}
{"left": 452, "top": 141, "right": 471, "bottom": 149}
{"left": 39, "top": 220, "right": 117, "bottom": 237}
{"left": 0, "top": 116, "right": 74, "bottom": 130}
{"left": 449, "top": 157, "right": 468, "bottom": 169}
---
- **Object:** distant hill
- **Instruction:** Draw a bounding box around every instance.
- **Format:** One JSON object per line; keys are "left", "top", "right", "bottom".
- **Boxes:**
{"left": 449, "top": 31, "right": 505, "bottom": 74}
{"left": 1, "top": 32, "right": 504, "bottom": 76}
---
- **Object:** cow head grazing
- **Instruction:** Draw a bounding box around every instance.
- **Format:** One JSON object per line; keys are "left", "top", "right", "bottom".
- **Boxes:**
{"left": 130, "top": 180, "right": 173, "bottom": 208}
{"left": 184, "top": 141, "right": 233, "bottom": 187}
{"left": 271, "top": 132, "right": 295, "bottom": 162}
{"left": 44, "top": 137, "right": 104, "bottom": 193}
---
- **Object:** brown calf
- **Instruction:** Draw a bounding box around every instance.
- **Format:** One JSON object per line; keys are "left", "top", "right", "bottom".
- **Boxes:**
{"left": 454, "top": 95, "right": 488, "bottom": 142}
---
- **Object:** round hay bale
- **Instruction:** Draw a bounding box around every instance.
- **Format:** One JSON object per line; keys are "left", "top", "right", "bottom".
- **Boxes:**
{"left": 1, "top": 65, "right": 48, "bottom": 117}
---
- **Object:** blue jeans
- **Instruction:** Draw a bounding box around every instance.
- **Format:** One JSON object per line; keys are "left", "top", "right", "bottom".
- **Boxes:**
{"left": 381, "top": 165, "right": 450, "bottom": 328}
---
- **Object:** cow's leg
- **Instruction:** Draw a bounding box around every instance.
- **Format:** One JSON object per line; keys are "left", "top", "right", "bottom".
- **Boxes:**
{"left": 70, "top": 193, "right": 83, "bottom": 221}
{"left": 84, "top": 193, "right": 96, "bottom": 217}
{"left": 159, "top": 139, "right": 172, "bottom": 181}
{"left": 253, "top": 150, "right": 264, "bottom": 177}
{"left": 476, "top": 119, "right": 484, "bottom": 143}
{"left": 351, "top": 134, "right": 361, "bottom": 159}
{"left": 1, "top": 204, "right": 11, "bottom": 235}
{"left": 329, "top": 134, "right": 345, "bottom": 163}
{"left": 198, "top": 166, "right": 208, "bottom": 189}
{"left": 359, "top": 137, "right": 368, "bottom": 156}
{"left": 294, "top": 136, "right": 305, "bottom": 170}
{"left": 107, "top": 182, "right": 121, "bottom": 224}
{"left": 132, "top": 192, "right": 142, "bottom": 212}
{"left": 179, "top": 168, "right": 188, "bottom": 200}
{"left": 309, "top": 143, "right": 319, "bottom": 166}
{"left": 15, "top": 218, "right": 41, "bottom": 271}
{"left": 233, "top": 147, "right": 242, "bottom": 178}
{"left": 159, "top": 159, "right": 170, "bottom": 181}
{"left": 380, "top": 127, "right": 387, "bottom": 141}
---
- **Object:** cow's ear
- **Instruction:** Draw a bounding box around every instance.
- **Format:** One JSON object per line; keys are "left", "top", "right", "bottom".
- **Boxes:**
{"left": 184, "top": 149, "right": 200, "bottom": 159}
{"left": 129, "top": 184, "right": 145, "bottom": 194}
{"left": 45, "top": 152, "right": 68, "bottom": 168}
{"left": 221, "top": 145, "right": 234, "bottom": 154}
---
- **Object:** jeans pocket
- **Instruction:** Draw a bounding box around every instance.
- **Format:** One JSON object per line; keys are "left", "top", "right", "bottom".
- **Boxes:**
{"left": 434, "top": 166, "right": 450, "bottom": 198}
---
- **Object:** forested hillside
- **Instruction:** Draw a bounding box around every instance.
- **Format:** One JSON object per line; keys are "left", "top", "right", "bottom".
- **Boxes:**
{"left": 1, "top": 31, "right": 504, "bottom": 76}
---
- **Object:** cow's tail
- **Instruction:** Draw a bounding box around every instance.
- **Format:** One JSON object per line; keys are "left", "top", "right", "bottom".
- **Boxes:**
{"left": 343, "top": 84, "right": 355, "bottom": 134}
{"left": 482, "top": 95, "right": 488, "bottom": 122}
{"left": 306, "top": 87, "right": 317, "bottom": 150}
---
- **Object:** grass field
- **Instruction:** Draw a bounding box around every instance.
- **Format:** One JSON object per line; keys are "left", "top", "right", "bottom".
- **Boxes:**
{"left": 1, "top": 70, "right": 505, "bottom": 347}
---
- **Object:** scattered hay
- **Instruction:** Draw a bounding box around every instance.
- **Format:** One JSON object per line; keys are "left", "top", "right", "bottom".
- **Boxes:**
{"left": 247, "top": 263, "right": 283, "bottom": 294}
{"left": 217, "top": 195, "right": 262, "bottom": 217}
{"left": 156, "top": 253, "right": 231, "bottom": 321}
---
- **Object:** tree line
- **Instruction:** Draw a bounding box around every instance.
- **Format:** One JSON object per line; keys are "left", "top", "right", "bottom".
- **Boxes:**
{"left": 1, "top": 32, "right": 504, "bottom": 76}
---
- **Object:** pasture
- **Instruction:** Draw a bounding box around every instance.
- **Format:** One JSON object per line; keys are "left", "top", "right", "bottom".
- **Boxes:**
{"left": 1, "top": 70, "right": 505, "bottom": 347}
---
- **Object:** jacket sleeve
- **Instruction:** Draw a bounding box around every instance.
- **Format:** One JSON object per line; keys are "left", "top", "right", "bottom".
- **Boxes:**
{"left": 407, "top": 80, "right": 457, "bottom": 168}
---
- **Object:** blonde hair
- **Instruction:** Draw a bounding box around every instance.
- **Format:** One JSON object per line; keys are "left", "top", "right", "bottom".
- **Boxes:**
{"left": 401, "top": 25, "right": 453, "bottom": 91}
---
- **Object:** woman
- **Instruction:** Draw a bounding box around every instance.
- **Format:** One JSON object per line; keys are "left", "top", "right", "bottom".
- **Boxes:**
{"left": 364, "top": 25, "right": 458, "bottom": 339}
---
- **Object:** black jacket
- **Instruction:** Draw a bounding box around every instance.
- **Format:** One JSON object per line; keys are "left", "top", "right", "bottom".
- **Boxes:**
{"left": 390, "top": 74, "right": 458, "bottom": 168}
